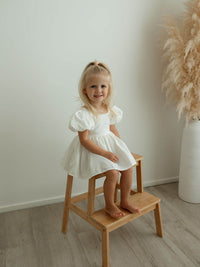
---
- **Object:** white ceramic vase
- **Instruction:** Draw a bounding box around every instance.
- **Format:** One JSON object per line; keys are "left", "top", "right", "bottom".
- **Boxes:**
{"left": 178, "top": 120, "right": 200, "bottom": 203}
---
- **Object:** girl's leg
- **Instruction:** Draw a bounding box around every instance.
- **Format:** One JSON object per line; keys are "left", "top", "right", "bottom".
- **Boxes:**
{"left": 120, "top": 167, "right": 140, "bottom": 213}
{"left": 103, "top": 170, "right": 125, "bottom": 218}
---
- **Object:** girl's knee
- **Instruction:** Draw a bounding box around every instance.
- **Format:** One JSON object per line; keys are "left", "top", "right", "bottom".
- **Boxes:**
{"left": 120, "top": 167, "right": 133, "bottom": 175}
{"left": 106, "top": 170, "right": 119, "bottom": 180}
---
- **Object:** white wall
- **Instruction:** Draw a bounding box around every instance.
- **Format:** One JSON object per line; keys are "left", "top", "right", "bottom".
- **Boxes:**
{"left": 0, "top": 0, "right": 185, "bottom": 212}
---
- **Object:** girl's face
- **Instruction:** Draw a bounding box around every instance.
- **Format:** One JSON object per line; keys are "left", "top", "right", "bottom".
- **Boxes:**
{"left": 83, "top": 74, "right": 110, "bottom": 106}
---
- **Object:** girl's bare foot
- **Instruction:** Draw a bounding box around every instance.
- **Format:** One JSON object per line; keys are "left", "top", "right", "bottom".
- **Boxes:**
{"left": 120, "top": 202, "right": 141, "bottom": 214}
{"left": 105, "top": 204, "right": 126, "bottom": 219}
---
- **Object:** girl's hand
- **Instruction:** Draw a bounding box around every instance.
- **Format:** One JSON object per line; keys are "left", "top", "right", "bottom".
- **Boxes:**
{"left": 104, "top": 151, "right": 119, "bottom": 163}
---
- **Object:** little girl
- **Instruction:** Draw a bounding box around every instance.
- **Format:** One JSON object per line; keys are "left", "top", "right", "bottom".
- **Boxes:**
{"left": 62, "top": 60, "right": 140, "bottom": 218}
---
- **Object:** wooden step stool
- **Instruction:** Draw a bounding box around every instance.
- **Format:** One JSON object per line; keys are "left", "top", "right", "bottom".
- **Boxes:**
{"left": 62, "top": 153, "right": 163, "bottom": 267}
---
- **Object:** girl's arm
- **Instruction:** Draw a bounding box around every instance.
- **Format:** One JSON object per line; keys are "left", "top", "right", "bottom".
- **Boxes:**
{"left": 110, "top": 125, "right": 120, "bottom": 138}
{"left": 78, "top": 130, "right": 119, "bottom": 162}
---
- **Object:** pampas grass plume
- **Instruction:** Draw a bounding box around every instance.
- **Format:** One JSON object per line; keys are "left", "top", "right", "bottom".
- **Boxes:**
{"left": 162, "top": 0, "right": 200, "bottom": 123}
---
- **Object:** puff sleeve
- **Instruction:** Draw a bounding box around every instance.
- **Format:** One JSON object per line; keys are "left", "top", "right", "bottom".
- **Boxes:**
{"left": 109, "top": 105, "right": 123, "bottom": 125}
{"left": 69, "top": 108, "right": 95, "bottom": 132}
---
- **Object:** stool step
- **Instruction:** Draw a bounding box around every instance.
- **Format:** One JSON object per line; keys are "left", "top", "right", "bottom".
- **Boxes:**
{"left": 91, "top": 192, "right": 160, "bottom": 232}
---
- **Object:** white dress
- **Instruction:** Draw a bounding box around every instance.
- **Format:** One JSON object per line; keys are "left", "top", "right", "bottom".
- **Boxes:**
{"left": 62, "top": 106, "right": 136, "bottom": 179}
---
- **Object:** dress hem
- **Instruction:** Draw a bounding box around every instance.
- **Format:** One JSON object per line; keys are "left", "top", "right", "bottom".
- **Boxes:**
{"left": 64, "top": 162, "right": 137, "bottom": 180}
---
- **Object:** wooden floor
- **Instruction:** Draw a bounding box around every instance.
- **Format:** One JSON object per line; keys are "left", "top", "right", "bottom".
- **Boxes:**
{"left": 1, "top": 183, "right": 200, "bottom": 267}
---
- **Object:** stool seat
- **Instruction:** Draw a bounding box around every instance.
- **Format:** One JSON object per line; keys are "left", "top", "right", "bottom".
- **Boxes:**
{"left": 62, "top": 153, "right": 163, "bottom": 267}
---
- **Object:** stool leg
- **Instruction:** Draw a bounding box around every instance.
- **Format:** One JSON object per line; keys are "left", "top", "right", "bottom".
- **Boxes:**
{"left": 136, "top": 160, "right": 143, "bottom": 193}
{"left": 154, "top": 203, "right": 163, "bottom": 237}
{"left": 62, "top": 175, "right": 73, "bottom": 234}
{"left": 88, "top": 177, "right": 96, "bottom": 216}
{"left": 102, "top": 229, "right": 110, "bottom": 267}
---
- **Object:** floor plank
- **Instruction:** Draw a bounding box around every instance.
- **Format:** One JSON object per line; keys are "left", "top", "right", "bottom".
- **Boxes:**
{"left": 1, "top": 183, "right": 200, "bottom": 267}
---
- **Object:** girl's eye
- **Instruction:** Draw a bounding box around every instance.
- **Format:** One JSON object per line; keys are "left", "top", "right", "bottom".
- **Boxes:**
{"left": 101, "top": 85, "right": 106, "bottom": 88}
{"left": 91, "top": 85, "right": 96, "bottom": 88}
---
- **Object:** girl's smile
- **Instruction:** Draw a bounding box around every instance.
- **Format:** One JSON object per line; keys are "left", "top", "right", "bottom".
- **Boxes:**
{"left": 83, "top": 74, "right": 110, "bottom": 106}
{"left": 94, "top": 94, "right": 103, "bottom": 98}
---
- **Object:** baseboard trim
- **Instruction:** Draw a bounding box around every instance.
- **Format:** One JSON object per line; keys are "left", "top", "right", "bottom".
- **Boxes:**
{"left": 142, "top": 176, "right": 178, "bottom": 188}
{"left": 0, "top": 196, "right": 65, "bottom": 214}
{"left": 0, "top": 176, "right": 178, "bottom": 214}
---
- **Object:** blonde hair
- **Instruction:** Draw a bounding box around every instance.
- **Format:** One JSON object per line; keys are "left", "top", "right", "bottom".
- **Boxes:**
{"left": 78, "top": 60, "right": 115, "bottom": 116}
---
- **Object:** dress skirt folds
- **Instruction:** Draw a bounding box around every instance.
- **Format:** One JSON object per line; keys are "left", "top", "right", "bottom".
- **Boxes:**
{"left": 62, "top": 106, "right": 136, "bottom": 179}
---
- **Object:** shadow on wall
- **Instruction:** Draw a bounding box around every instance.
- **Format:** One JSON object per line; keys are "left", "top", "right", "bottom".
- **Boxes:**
{"left": 134, "top": 3, "right": 185, "bottom": 180}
